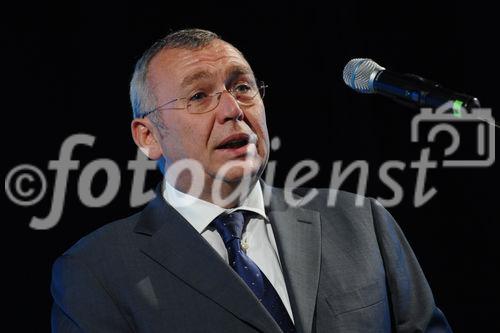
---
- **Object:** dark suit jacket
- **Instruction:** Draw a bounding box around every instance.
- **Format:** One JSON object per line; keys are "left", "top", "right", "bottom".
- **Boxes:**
{"left": 51, "top": 184, "right": 452, "bottom": 332}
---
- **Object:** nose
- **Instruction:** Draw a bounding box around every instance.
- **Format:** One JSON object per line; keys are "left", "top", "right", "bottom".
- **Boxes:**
{"left": 215, "top": 90, "right": 244, "bottom": 123}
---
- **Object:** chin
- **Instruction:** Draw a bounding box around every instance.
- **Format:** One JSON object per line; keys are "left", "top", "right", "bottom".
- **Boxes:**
{"left": 223, "top": 168, "right": 258, "bottom": 183}
{"left": 215, "top": 159, "right": 261, "bottom": 184}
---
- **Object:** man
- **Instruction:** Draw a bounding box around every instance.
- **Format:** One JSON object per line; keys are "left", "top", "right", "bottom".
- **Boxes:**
{"left": 51, "top": 29, "right": 452, "bottom": 332}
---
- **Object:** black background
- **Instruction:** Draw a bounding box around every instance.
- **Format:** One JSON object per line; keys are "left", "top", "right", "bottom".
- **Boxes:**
{"left": 6, "top": 1, "right": 499, "bottom": 331}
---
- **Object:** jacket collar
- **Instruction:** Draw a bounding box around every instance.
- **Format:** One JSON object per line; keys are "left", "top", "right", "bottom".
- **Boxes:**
{"left": 134, "top": 182, "right": 321, "bottom": 333}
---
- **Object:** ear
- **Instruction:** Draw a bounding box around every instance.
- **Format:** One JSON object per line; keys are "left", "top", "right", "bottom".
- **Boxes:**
{"left": 131, "top": 118, "right": 163, "bottom": 160}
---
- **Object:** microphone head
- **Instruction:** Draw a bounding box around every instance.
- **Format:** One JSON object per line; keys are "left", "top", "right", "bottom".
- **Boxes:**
{"left": 343, "top": 58, "right": 385, "bottom": 94}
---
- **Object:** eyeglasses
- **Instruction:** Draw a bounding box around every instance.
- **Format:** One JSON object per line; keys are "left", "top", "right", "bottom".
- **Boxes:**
{"left": 140, "top": 81, "right": 268, "bottom": 118}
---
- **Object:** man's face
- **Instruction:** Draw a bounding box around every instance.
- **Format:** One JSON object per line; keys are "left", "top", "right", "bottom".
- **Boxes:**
{"left": 147, "top": 39, "right": 270, "bottom": 187}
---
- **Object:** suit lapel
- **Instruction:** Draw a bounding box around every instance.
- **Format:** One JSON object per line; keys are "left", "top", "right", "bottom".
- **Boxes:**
{"left": 264, "top": 184, "right": 322, "bottom": 333}
{"left": 134, "top": 190, "right": 282, "bottom": 333}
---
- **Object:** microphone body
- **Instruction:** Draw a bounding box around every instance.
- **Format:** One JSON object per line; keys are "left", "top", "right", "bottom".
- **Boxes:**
{"left": 343, "top": 58, "right": 481, "bottom": 110}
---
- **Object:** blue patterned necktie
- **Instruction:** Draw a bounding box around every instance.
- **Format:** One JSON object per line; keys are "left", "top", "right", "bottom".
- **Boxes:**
{"left": 212, "top": 211, "right": 295, "bottom": 333}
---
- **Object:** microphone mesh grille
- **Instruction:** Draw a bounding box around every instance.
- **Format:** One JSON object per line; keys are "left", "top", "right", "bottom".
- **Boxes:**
{"left": 343, "top": 58, "right": 384, "bottom": 93}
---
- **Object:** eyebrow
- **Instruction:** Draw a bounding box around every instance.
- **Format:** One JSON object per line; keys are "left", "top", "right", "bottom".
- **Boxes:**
{"left": 180, "top": 65, "right": 255, "bottom": 88}
{"left": 181, "top": 71, "right": 213, "bottom": 88}
{"left": 226, "top": 65, "right": 255, "bottom": 83}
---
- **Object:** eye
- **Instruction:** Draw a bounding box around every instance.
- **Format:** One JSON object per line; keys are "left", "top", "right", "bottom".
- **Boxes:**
{"left": 189, "top": 92, "right": 208, "bottom": 102}
{"left": 233, "top": 83, "right": 253, "bottom": 94}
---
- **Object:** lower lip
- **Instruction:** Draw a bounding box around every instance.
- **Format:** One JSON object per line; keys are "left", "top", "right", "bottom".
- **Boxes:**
{"left": 216, "top": 143, "right": 256, "bottom": 157}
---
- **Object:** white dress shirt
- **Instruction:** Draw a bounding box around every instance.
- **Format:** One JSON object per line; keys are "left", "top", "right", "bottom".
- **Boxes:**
{"left": 162, "top": 180, "right": 294, "bottom": 321}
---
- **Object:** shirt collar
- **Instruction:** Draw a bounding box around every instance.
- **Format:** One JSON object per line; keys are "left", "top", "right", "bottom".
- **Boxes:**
{"left": 162, "top": 179, "right": 268, "bottom": 234}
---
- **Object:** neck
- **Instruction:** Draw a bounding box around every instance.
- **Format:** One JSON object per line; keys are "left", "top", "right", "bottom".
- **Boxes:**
{"left": 165, "top": 173, "right": 257, "bottom": 208}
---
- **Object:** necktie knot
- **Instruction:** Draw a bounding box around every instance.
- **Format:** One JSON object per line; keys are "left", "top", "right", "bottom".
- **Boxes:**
{"left": 212, "top": 211, "right": 245, "bottom": 245}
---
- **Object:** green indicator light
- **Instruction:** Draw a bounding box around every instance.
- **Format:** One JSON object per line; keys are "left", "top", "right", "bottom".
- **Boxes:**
{"left": 452, "top": 100, "right": 463, "bottom": 118}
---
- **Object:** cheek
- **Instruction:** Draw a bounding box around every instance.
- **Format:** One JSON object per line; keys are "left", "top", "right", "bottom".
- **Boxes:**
{"left": 246, "top": 108, "right": 270, "bottom": 154}
{"left": 161, "top": 115, "right": 212, "bottom": 159}
{"left": 246, "top": 105, "right": 267, "bottom": 131}
{"left": 257, "top": 109, "right": 269, "bottom": 137}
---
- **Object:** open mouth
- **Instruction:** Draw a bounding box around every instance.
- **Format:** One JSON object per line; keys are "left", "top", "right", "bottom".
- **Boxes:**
{"left": 216, "top": 133, "right": 256, "bottom": 150}
{"left": 217, "top": 138, "right": 249, "bottom": 149}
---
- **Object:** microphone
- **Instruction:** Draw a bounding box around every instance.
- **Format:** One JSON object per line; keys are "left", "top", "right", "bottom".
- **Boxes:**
{"left": 343, "top": 58, "right": 481, "bottom": 111}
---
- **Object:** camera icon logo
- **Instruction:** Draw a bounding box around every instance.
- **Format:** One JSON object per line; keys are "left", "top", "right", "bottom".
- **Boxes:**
{"left": 411, "top": 101, "right": 495, "bottom": 167}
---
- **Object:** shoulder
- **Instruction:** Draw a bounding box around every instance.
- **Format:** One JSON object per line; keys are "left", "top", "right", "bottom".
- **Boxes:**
{"left": 58, "top": 211, "right": 142, "bottom": 267}
{"left": 270, "top": 184, "right": 384, "bottom": 220}
{"left": 267, "top": 183, "right": 396, "bottom": 237}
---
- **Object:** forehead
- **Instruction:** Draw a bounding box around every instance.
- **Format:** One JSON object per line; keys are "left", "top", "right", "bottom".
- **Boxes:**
{"left": 148, "top": 40, "right": 253, "bottom": 91}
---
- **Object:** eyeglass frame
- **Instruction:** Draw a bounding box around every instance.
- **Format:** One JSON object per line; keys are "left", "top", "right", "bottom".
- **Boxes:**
{"left": 140, "top": 81, "right": 268, "bottom": 118}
